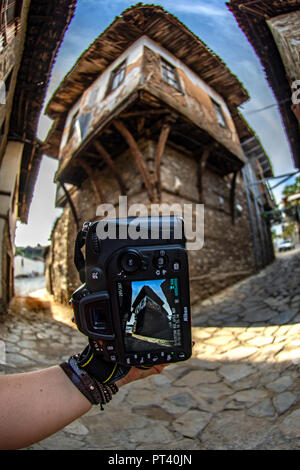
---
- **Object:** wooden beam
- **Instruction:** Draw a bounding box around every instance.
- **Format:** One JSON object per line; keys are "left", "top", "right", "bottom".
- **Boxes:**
{"left": 0, "top": 190, "right": 11, "bottom": 197}
{"left": 197, "top": 148, "right": 210, "bottom": 203}
{"left": 154, "top": 121, "right": 172, "bottom": 201}
{"left": 93, "top": 140, "right": 127, "bottom": 195}
{"left": 59, "top": 182, "right": 80, "bottom": 230}
{"left": 79, "top": 160, "right": 105, "bottom": 204}
{"left": 119, "top": 109, "right": 169, "bottom": 118}
{"left": 83, "top": 151, "right": 101, "bottom": 160}
{"left": 113, "top": 119, "right": 154, "bottom": 201}
{"left": 239, "top": 3, "right": 270, "bottom": 19}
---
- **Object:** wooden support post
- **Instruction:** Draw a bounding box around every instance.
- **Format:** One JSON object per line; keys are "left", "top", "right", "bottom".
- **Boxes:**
{"left": 59, "top": 181, "right": 80, "bottom": 230}
{"left": 79, "top": 160, "right": 105, "bottom": 204}
{"left": 230, "top": 170, "right": 238, "bottom": 225}
{"left": 154, "top": 121, "right": 172, "bottom": 201}
{"left": 197, "top": 148, "right": 210, "bottom": 203}
{"left": 93, "top": 140, "right": 127, "bottom": 195}
{"left": 113, "top": 119, "right": 154, "bottom": 201}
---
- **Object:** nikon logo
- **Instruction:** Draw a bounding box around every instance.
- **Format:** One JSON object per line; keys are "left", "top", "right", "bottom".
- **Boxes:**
{"left": 96, "top": 196, "right": 204, "bottom": 251}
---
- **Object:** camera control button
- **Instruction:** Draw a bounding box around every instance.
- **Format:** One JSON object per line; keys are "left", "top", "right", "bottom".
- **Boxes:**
{"left": 173, "top": 261, "right": 180, "bottom": 271}
{"left": 165, "top": 352, "right": 175, "bottom": 362}
{"left": 151, "top": 354, "right": 159, "bottom": 363}
{"left": 138, "top": 355, "right": 146, "bottom": 365}
{"left": 177, "top": 352, "right": 186, "bottom": 360}
{"left": 154, "top": 255, "right": 168, "bottom": 269}
{"left": 109, "top": 354, "right": 117, "bottom": 362}
{"left": 90, "top": 268, "right": 103, "bottom": 280}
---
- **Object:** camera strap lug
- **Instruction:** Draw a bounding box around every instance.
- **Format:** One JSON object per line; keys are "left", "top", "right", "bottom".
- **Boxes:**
{"left": 74, "top": 225, "right": 89, "bottom": 283}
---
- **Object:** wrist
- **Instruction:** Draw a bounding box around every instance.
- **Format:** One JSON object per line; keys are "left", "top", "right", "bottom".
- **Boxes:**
{"left": 60, "top": 356, "right": 119, "bottom": 410}
{"left": 77, "top": 346, "right": 131, "bottom": 384}
{"left": 115, "top": 376, "right": 127, "bottom": 388}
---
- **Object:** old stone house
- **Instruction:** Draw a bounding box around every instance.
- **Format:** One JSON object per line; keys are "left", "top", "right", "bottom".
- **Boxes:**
{"left": 0, "top": 0, "right": 76, "bottom": 314}
{"left": 227, "top": 0, "right": 300, "bottom": 170}
{"left": 43, "top": 4, "right": 275, "bottom": 308}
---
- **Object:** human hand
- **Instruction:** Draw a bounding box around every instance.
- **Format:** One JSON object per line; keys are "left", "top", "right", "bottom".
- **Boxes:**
{"left": 291, "top": 103, "right": 300, "bottom": 122}
{"left": 115, "top": 363, "right": 169, "bottom": 388}
{"left": 116, "top": 339, "right": 195, "bottom": 387}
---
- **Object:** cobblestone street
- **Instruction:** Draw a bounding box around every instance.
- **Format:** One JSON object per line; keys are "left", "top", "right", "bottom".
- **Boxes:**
{"left": 1, "top": 249, "right": 300, "bottom": 450}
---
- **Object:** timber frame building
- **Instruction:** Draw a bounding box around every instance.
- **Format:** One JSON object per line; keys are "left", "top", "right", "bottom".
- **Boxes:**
{"left": 43, "top": 4, "right": 275, "bottom": 308}
{"left": 0, "top": 0, "right": 76, "bottom": 314}
{"left": 227, "top": 0, "right": 300, "bottom": 170}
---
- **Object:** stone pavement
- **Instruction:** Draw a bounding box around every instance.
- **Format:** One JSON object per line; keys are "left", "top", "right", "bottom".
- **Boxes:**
{"left": 1, "top": 248, "right": 300, "bottom": 450}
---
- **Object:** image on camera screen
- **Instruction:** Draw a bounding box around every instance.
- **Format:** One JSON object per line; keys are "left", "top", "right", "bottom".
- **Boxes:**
{"left": 117, "top": 278, "right": 182, "bottom": 353}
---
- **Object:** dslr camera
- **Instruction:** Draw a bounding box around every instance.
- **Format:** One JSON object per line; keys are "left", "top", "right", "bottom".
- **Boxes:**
{"left": 70, "top": 216, "right": 192, "bottom": 367}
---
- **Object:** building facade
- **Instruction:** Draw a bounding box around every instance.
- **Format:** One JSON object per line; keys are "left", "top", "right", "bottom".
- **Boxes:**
{"left": 43, "top": 5, "right": 275, "bottom": 310}
{"left": 0, "top": 0, "right": 76, "bottom": 314}
{"left": 227, "top": 0, "right": 300, "bottom": 170}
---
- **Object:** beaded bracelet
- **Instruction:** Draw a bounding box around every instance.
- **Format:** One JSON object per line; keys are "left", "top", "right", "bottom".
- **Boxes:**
{"left": 60, "top": 355, "right": 119, "bottom": 410}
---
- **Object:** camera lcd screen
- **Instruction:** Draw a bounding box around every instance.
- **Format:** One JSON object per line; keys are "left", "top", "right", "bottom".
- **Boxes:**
{"left": 117, "top": 278, "right": 182, "bottom": 353}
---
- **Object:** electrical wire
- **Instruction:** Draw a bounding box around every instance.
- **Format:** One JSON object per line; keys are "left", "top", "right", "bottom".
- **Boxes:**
{"left": 241, "top": 98, "right": 292, "bottom": 116}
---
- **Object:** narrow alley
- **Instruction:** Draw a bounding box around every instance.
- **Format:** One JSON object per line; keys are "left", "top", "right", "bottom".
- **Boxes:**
{"left": 1, "top": 248, "right": 300, "bottom": 450}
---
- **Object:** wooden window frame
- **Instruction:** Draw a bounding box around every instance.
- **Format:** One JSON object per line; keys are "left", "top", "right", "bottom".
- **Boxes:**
{"left": 211, "top": 98, "right": 228, "bottom": 129}
{"left": 106, "top": 60, "right": 127, "bottom": 95}
{"left": 0, "top": 0, "right": 22, "bottom": 46}
{"left": 160, "top": 58, "right": 183, "bottom": 93}
{"left": 67, "top": 110, "right": 79, "bottom": 143}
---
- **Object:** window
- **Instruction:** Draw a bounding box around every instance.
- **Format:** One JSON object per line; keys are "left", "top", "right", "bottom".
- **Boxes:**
{"left": 0, "top": 79, "right": 5, "bottom": 104}
{"left": 4, "top": 69, "right": 12, "bottom": 97}
{"left": 161, "top": 58, "right": 181, "bottom": 91}
{"left": 78, "top": 112, "right": 92, "bottom": 140}
{"left": 67, "top": 111, "right": 79, "bottom": 143}
{"left": 0, "top": 0, "right": 22, "bottom": 27}
{"left": 108, "top": 61, "right": 126, "bottom": 94}
{"left": 66, "top": 110, "right": 92, "bottom": 143}
{"left": 211, "top": 99, "right": 227, "bottom": 128}
{"left": 0, "top": 0, "right": 22, "bottom": 47}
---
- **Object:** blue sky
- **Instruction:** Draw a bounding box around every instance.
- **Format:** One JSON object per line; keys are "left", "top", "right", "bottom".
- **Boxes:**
{"left": 15, "top": 0, "right": 297, "bottom": 246}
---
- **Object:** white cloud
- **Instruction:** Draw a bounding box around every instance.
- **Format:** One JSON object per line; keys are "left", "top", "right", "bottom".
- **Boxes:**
{"left": 86, "top": 0, "right": 228, "bottom": 18}
{"left": 167, "top": 2, "right": 228, "bottom": 17}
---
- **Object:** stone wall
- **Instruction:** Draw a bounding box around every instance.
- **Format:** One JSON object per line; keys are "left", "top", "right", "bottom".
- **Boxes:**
{"left": 46, "top": 140, "right": 257, "bottom": 306}
{"left": 0, "top": 219, "right": 14, "bottom": 314}
{"left": 46, "top": 208, "right": 80, "bottom": 304}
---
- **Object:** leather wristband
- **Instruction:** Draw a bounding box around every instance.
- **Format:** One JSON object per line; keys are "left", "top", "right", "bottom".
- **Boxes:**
{"left": 60, "top": 355, "right": 118, "bottom": 409}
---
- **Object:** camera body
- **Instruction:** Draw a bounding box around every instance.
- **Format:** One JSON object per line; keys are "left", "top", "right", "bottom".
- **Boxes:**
{"left": 71, "top": 216, "right": 192, "bottom": 367}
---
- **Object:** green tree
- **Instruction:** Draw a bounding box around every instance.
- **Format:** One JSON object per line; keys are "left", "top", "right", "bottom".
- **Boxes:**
{"left": 282, "top": 175, "right": 300, "bottom": 197}
{"left": 282, "top": 222, "right": 297, "bottom": 240}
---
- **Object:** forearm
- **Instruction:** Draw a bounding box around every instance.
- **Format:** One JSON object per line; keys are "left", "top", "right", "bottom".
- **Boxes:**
{"left": 0, "top": 359, "right": 166, "bottom": 450}
{"left": 0, "top": 365, "right": 92, "bottom": 450}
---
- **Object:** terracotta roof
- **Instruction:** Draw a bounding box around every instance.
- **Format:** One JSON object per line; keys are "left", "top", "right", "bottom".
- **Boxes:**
{"left": 227, "top": 0, "right": 300, "bottom": 169}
